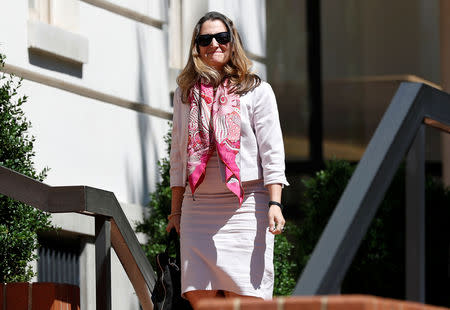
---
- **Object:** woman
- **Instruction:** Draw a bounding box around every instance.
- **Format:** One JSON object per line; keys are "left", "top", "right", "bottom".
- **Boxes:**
{"left": 166, "top": 11, "right": 289, "bottom": 307}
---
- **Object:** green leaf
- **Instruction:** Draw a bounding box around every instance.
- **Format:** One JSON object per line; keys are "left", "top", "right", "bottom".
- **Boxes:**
{"left": 0, "top": 52, "right": 53, "bottom": 282}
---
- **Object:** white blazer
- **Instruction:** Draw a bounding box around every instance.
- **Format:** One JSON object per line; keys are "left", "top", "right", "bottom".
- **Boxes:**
{"left": 169, "top": 81, "right": 289, "bottom": 188}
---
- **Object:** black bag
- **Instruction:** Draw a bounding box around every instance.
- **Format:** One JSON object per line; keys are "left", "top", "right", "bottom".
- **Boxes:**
{"left": 151, "top": 229, "right": 193, "bottom": 310}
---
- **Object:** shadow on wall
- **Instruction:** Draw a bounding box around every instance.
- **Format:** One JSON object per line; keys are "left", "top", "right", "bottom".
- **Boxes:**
{"left": 28, "top": 49, "right": 83, "bottom": 78}
{"left": 125, "top": 23, "right": 170, "bottom": 207}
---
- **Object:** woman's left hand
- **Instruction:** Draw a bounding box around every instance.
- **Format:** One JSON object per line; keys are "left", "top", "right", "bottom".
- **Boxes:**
{"left": 268, "top": 205, "right": 285, "bottom": 235}
{"left": 266, "top": 183, "right": 285, "bottom": 234}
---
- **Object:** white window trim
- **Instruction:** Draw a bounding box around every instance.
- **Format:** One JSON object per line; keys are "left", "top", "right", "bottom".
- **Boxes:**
{"left": 28, "top": 0, "right": 51, "bottom": 24}
{"left": 27, "top": 20, "right": 89, "bottom": 64}
{"left": 80, "top": 0, "right": 164, "bottom": 29}
{"left": 169, "top": 0, "right": 183, "bottom": 69}
{"left": 28, "top": 0, "right": 88, "bottom": 64}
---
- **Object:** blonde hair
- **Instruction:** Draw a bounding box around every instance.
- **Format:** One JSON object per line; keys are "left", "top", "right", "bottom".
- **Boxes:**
{"left": 177, "top": 11, "right": 261, "bottom": 103}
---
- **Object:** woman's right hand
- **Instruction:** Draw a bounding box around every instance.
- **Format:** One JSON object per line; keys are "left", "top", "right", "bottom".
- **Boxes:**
{"left": 168, "top": 186, "right": 185, "bottom": 234}
{"left": 166, "top": 214, "right": 181, "bottom": 234}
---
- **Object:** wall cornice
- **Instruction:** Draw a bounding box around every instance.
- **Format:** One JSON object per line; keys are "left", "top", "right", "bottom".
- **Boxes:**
{"left": 1, "top": 63, "right": 173, "bottom": 120}
{"left": 80, "top": 0, "right": 165, "bottom": 29}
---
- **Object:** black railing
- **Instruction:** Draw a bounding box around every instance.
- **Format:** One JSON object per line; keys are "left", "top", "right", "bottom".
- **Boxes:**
{"left": 294, "top": 82, "right": 450, "bottom": 303}
{"left": 0, "top": 167, "right": 156, "bottom": 310}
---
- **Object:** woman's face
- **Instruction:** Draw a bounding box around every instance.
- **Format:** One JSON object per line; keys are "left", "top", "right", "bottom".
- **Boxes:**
{"left": 198, "top": 19, "right": 231, "bottom": 71}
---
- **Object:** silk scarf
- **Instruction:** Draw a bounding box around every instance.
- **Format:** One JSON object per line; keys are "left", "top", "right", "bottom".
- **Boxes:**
{"left": 187, "top": 80, "right": 244, "bottom": 205}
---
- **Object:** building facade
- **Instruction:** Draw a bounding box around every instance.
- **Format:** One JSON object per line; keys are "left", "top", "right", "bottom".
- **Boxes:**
{"left": 0, "top": 0, "right": 267, "bottom": 309}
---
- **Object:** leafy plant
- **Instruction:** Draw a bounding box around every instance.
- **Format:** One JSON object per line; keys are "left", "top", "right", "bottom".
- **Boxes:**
{"left": 135, "top": 126, "right": 173, "bottom": 269}
{"left": 0, "top": 53, "right": 52, "bottom": 282}
{"left": 297, "top": 160, "right": 356, "bottom": 274}
{"left": 273, "top": 222, "right": 300, "bottom": 295}
{"left": 297, "top": 159, "right": 450, "bottom": 306}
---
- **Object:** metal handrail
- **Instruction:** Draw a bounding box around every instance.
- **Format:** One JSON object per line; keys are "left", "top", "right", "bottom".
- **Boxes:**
{"left": 294, "top": 82, "right": 450, "bottom": 302}
{"left": 0, "top": 166, "right": 156, "bottom": 310}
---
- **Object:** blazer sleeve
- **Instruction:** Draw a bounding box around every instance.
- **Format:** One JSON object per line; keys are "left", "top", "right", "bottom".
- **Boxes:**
{"left": 252, "top": 82, "right": 289, "bottom": 187}
{"left": 169, "top": 88, "right": 185, "bottom": 188}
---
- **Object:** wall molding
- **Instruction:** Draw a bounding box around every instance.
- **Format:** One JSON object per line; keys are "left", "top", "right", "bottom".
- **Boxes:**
{"left": 330, "top": 74, "right": 441, "bottom": 90}
{"left": 79, "top": 0, "right": 165, "bottom": 29}
{"left": 28, "top": 20, "right": 89, "bottom": 64}
{"left": 245, "top": 50, "right": 266, "bottom": 63}
{"left": 1, "top": 63, "right": 173, "bottom": 120}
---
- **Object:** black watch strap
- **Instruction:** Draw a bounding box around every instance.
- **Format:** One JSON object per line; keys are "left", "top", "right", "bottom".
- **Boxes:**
{"left": 268, "top": 200, "right": 283, "bottom": 210}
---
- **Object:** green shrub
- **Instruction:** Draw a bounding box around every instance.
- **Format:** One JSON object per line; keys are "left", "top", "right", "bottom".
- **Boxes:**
{"left": 0, "top": 53, "right": 52, "bottom": 282}
{"left": 297, "top": 160, "right": 356, "bottom": 274}
{"left": 135, "top": 125, "right": 300, "bottom": 295}
{"left": 135, "top": 128, "right": 173, "bottom": 267}
{"left": 298, "top": 159, "right": 450, "bottom": 306}
{"left": 273, "top": 222, "right": 300, "bottom": 295}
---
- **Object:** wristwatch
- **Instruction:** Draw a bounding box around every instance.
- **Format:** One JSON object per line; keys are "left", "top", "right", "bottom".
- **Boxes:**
{"left": 268, "top": 200, "right": 283, "bottom": 211}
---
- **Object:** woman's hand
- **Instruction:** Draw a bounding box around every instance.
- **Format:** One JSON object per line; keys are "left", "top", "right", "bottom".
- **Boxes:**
{"left": 268, "top": 205, "right": 285, "bottom": 235}
{"left": 166, "top": 213, "right": 181, "bottom": 234}
{"left": 266, "top": 183, "right": 285, "bottom": 235}
{"left": 167, "top": 186, "right": 185, "bottom": 235}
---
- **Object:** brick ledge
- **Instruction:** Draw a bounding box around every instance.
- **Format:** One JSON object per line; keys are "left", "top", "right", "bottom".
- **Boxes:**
{"left": 196, "top": 294, "right": 449, "bottom": 310}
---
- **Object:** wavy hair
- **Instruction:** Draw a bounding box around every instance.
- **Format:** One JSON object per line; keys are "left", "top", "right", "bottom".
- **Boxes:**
{"left": 177, "top": 11, "right": 261, "bottom": 103}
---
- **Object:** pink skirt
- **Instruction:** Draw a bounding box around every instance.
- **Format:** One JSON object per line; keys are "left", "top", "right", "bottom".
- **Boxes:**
{"left": 180, "top": 153, "right": 274, "bottom": 300}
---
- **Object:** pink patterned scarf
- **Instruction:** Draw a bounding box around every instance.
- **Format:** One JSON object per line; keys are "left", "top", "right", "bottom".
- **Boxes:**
{"left": 187, "top": 80, "right": 244, "bottom": 205}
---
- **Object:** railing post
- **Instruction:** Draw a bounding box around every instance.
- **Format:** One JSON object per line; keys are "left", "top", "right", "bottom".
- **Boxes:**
{"left": 95, "top": 215, "right": 112, "bottom": 310}
{"left": 405, "top": 124, "right": 425, "bottom": 303}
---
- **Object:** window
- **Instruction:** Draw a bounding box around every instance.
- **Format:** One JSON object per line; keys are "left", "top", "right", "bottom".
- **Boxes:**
{"left": 28, "top": 0, "right": 50, "bottom": 24}
{"left": 28, "top": 0, "right": 80, "bottom": 33}
{"left": 27, "top": 0, "right": 88, "bottom": 67}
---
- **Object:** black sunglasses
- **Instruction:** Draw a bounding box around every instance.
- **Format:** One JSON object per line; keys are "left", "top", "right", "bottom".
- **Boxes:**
{"left": 196, "top": 32, "right": 231, "bottom": 47}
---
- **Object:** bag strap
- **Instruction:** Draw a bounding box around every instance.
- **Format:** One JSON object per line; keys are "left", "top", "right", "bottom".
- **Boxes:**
{"left": 165, "top": 228, "right": 182, "bottom": 265}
